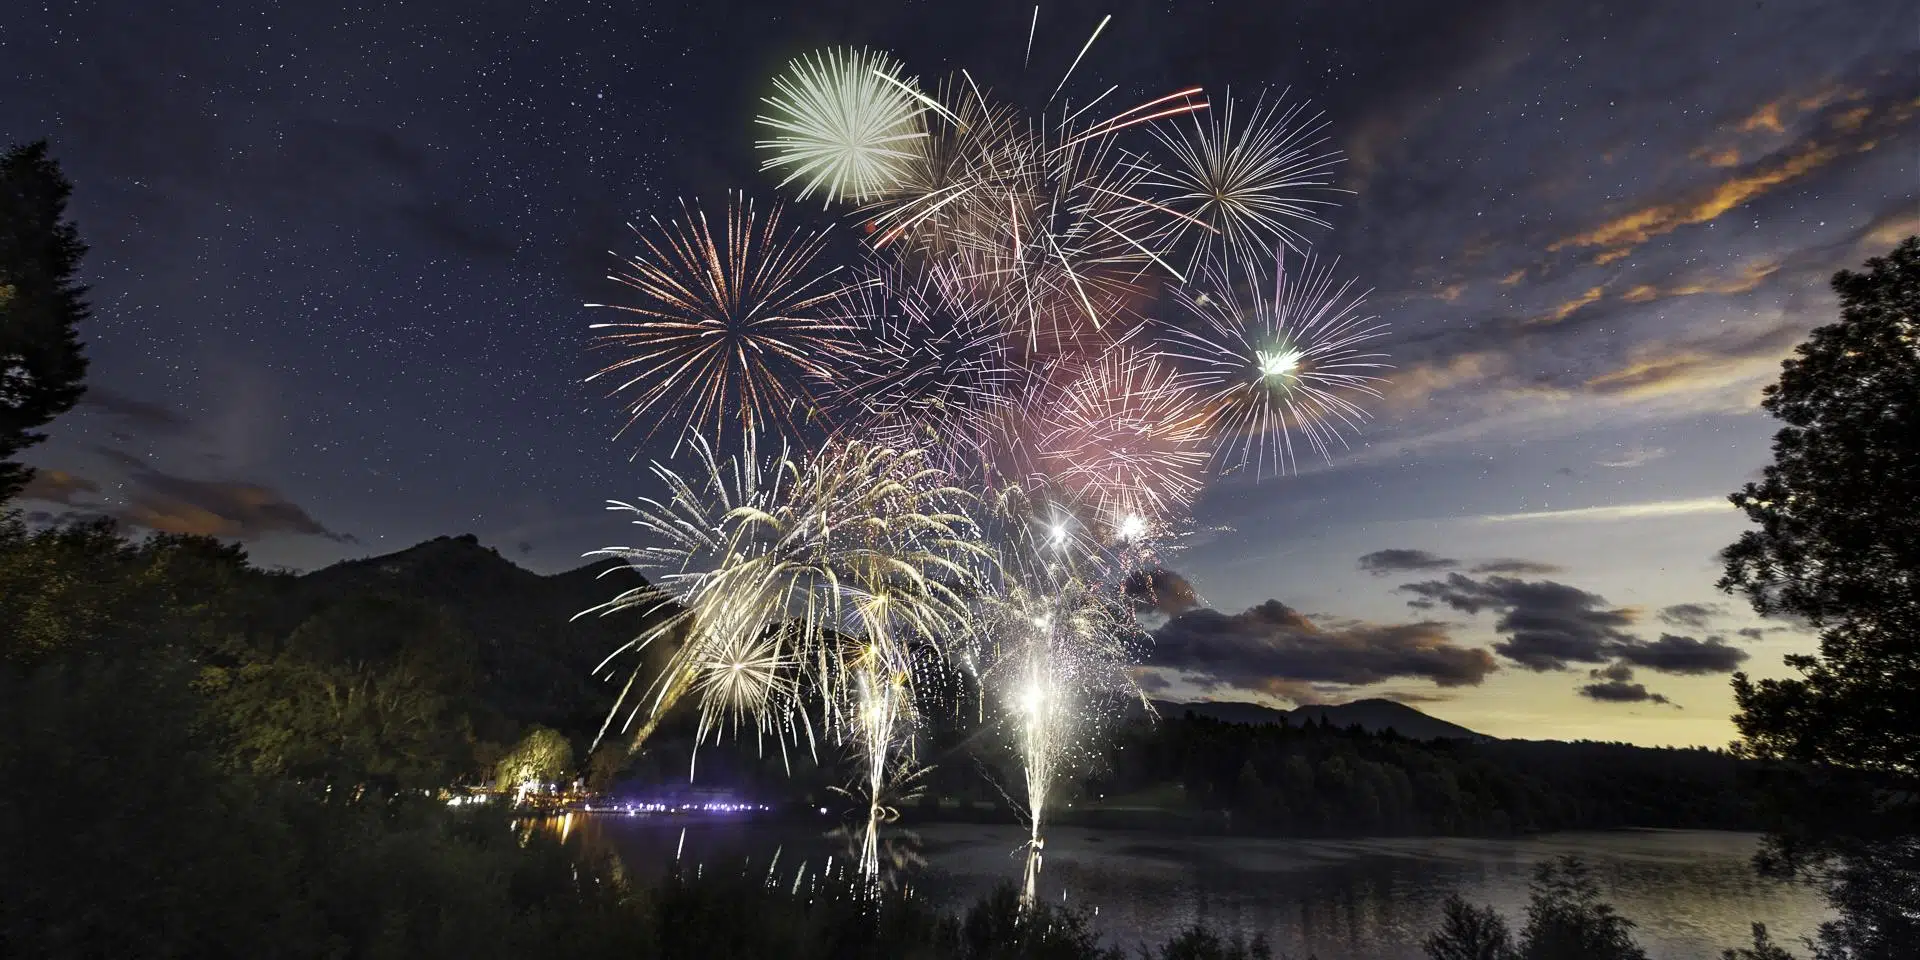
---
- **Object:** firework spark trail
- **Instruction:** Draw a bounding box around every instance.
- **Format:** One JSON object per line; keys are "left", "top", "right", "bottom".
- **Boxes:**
{"left": 850, "top": 71, "right": 1206, "bottom": 355}
{"left": 822, "top": 260, "right": 1018, "bottom": 468}
{"left": 1162, "top": 250, "right": 1391, "bottom": 477}
{"left": 844, "top": 653, "right": 912, "bottom": 882}
{"left": 970, "top": 557, "right": 1149, "bottom": 907}
{"left": 586, "top": 194, "right": 854, "bottom": 454}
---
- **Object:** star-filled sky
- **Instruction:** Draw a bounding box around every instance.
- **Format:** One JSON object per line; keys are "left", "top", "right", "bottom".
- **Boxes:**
{"left": 5, "top": 0, "right": 1915, "bottom": 747}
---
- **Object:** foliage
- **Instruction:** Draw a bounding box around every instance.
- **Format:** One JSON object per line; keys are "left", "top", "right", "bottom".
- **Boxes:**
{"left": 0, "top": 515, "right": 271, "bottom": 667}
{"left": 1423, "top": 894, "right": 1516, "bottom": 960}
{"left": 1721, "top": 924, "right": 1800, "bottom": 960}
{"left": 0, "top": 140, "right": 90, "bottom": 503}
{"left": 496, "top": 724, "right": 575, "bottom": 791}
{"left": 1039, "top": 713, "right": 1760, "bottom": 837}
{"left": 1514, "top": 856, "right": 1649, "bottom": 960}
{"left": 1428, "top": 857, "right": 1649, "bottom": 960}
{"left": 1152, "top": 925, "right": 1278, "bottom": 960}
{"left": 1720, "top": 234, "right": 1920, "bottom": 780}
{"left": 204, "top": 592, "right": 480, "bottom": 793}
{"left": 1718, "top": 236, "right": 1920, "bottom": 960}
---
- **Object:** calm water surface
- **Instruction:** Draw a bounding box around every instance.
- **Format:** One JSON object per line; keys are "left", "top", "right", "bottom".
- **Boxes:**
{"left": 566, "top": 816, "right": 1829, "bottom": 959}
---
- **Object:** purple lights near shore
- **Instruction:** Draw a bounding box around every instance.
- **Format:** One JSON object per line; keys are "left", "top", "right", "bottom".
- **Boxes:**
{"left": 583, "top": 800, "right": 775, "bottom": 816}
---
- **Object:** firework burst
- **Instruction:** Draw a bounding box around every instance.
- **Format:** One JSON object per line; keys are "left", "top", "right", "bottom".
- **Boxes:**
{"left": 1163, "top": 250, "right": 1390, "bottom": 477}
{"left": 1035, "top": 348, "right": 1211, "bottom": 543}
{"left": 757, "top": 47, "right": 932, "bottom": 205}
{"left": 587, "top": 194, "right": 853, "bottom": 453}
{"left": 1149, "top": 89, "right": 1344, "bottom": 268}
{"left": 582, "top": 436, "right": 986, "bottom": 763}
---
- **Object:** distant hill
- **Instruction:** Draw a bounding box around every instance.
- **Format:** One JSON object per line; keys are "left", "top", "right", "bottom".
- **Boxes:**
{"left": 293, "top": 534, "right": 668, "bottom": 746}
{"left": 1149, "top": 697, "right": 1487, "bottom": 741}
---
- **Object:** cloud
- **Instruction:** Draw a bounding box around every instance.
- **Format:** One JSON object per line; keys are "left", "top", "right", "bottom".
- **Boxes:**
{"left": 1376, "top": 689, "right": 1457, "bottom": 705}
{"left": 1690, "top": 146, "right": 1742, "bottom": 168}
{"left": 1658, "top": 602, "right": 1727, "bottom": 629}
{"left": 1399, "top": 573, "right": 1756, "bottom": 676}
{"left": 1616, "top": 633, "right": 1750, "bottom": 675}
{"left": 1533, "top": 285, "right": 1605, "bottom": 325}
{"left": 1470, "top": 558, "right": 1565, "bottom": 575}
{"left": 79, "top": 388, "right": 193, "bottom": 434}
{"left": 1476, "top": 497, "right": 1731, "bottom": 523}
{"left": 1553, "top": 141, "right": 1841, "bottom": 257}
{"left": 1148, "top": 600, "right": 1499, "bottom": 694}
{"left": 84, "top": 449, "right": 353, "bottom": 543}
{"left": 1579, "top": 678, "right": 1677, "bottom": 707}
{"left": 1358, "top": 548, "right": 1459, "bottom": 575}
{"left": 1595, "top": 445, "right": 1666, "bottom": 469}
{"left": 1736, "top": 625, "right": 1791, "bottom": 641}
{"left": 1583, "top": 322, "right": 1803, "bottom": 401}
{"left": 1124, "top": 567, "right": 1202, "bottom": 616}
{"left": 1578, "top": 663, "right": 1677, "bottom": 706}
{"left": 1547, "top": 86, "right": 1905, "bottom": 262}
{"left": 1860, "top": 207, "right": 1920, "bottom": 251}
{"left": 1132, "top": 670, "right": 1173, "bottom": 694}
{"left": 1398, "top": 573, "right": 1638, "bottom": 671}
{"left": 1619, "top": 260, "right": 1780, "bottom": 303}
{"left": 18, "top": 469, "right": 100, "bottom": 505}
{"left": 1378, "top": 351, "right": 1510, "bottom": 410}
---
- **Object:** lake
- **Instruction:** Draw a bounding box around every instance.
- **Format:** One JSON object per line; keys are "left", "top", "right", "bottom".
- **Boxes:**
{"left": 554, "top": 815, "right": 1830, "bottom": 958}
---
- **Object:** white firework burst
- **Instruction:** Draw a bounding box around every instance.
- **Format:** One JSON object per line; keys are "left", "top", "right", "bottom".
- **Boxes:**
{"left": 1149, "top": 89, "right": 1344, "bottom": 269}
{"left": 756, "top": 47, "right": 932, "bottom": 205}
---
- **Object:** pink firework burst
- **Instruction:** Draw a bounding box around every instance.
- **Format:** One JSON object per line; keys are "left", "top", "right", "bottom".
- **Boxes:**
{"left": 1035, "top": 348, "right": 1210, "bottom": 541}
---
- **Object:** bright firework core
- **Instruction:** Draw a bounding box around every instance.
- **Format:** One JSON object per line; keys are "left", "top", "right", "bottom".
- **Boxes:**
{"left": 1258, "top": 346, "right": 1303, "bottom": 379}
{"left": 1020, "top": 682, "right": 1046, "bottom": 716}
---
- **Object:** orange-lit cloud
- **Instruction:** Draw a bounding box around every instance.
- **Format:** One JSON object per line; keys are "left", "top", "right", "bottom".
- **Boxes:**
{"left": 1500, "top": 269, "right": 1527, "bottom": 286}
{"left": 1690, "top": 146, "right": 1742, "bottom": 168}
{"left": 1533, "top": 285, "right": 1605, "bottom": 324}
{"left": 46, "top": 449, "right": 355, "bottom": 544}
{"left": 1382, "top": 352, "right": 1505, "bottom": 409}
{"left": 18, "top": 469, "right": 100, "bottom": 505}
{"left": 1620, "top": 260, "right": 1781, "bottom": 303}
{"left": 1738, "top": 101, "right": 1786, "bottom": 134}
{"left": 1584, "top": 324, "right": 1801, "bottom": 401}
{"left": 1862, "top": 212, "right": 1920, "bottom": 250}
{"left": 1832, "top": 106, "right": 1872, "bottom": 132}
{"left": 1552, "top": 141, "right": 1842, "bottom": 255}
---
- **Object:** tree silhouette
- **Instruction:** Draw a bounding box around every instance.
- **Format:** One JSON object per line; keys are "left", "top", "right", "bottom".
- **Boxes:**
{"left": 1719, "top": 236, "right": 1920, "bottom": 959}
{"left": 1423, "top": 894, "right": 1516, "bottom": 960}
{"left": 0, "top": 141, "right": 90, "bottom": 503}
{"left": 1720, "top": 236, "right": 1920, "bottom": 777}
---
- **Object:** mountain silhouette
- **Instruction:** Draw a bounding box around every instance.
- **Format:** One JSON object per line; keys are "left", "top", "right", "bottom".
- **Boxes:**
{"left": 1149, "top": 697, "right": 1486, "bottom": 741}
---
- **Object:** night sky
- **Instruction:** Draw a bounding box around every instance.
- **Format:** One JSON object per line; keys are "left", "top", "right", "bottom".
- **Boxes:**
{"left": 5, "top": 0, "right": 1915, "bottom": 746}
